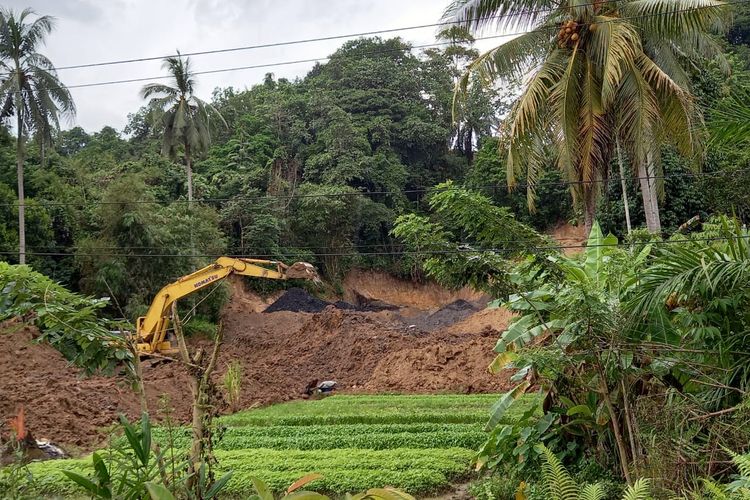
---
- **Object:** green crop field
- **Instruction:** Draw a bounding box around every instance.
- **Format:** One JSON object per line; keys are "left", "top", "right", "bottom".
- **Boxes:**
{"left": 24, "top": 394, "right": 529, "bottom": 497}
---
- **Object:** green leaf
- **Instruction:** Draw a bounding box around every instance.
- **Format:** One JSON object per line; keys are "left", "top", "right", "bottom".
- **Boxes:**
{"left": 141, "top": 412, "right": 152, "bottom": 467}
{"left": 206, "top": 471, "right": 233, "bottom": 499}
{"left": 61, "top": 471, "right": 102, "bottom": 496}
{"left": 250, "top": 476, "right": 274, "bottom": 500}
{"left": 584, "top": 221, "right": 605, "bottom": 281}
{"left": 145, "top": 482, "right": 176, "bottom": 500}
{"left": 486, "top": 381, "right": 531, "bottom": 431}
{"left": 566, "top": 405, "right": 592, "bottom": 417}
{"left": 284, "top": 492, "right": 330, "bottom": 500}
{"left": 91, "top": 452, "right": 110, "bottom": 487}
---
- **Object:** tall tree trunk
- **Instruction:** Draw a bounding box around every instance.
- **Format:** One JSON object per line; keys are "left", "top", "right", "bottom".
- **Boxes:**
{"left": 616, "top": 140, "right": 632, "bottom": 235}
{"left": 185, "top": 143, "right": 193, "bottom": 202}
{"left": 464, "top": 128, "right": 474, "bottom": 165}
{"left": 583, "top": 190, "right": 596, "bottom": 236}
{"left": 639, "top": 153, "right": 661, "bottom": 234}
{"left": 16, "top": 111, "right": 26, "bottom": 266}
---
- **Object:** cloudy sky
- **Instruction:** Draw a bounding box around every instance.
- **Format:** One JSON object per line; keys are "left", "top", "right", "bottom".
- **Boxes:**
{"left": 6, "top": 0, "right": 499, "bottom": 133}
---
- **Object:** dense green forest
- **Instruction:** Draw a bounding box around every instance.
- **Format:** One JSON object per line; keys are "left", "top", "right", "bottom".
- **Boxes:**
{"left": 2, "top": 23, "right": 749, "bottom": 325}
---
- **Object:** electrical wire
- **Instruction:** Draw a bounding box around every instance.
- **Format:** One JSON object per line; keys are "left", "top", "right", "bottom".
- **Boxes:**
{"left": 3, "top": 234, "right": 749, "bottom": 259}
{"left": 48, "top": 0, "right": 645, "bottom": 72}
{"left": 2, "top": 167, "right": 748, "bottom": 208}
{"left": 5, "top": 0, "right": 746, "bottom": 94}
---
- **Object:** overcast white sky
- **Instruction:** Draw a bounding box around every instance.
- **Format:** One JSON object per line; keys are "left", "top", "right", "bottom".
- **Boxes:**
{"left": 6, "top": 0, "right": 498, "bottom": 133}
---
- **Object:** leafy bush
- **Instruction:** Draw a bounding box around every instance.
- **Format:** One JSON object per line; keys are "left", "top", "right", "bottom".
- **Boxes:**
{"left": 0, "top": 262, "right": 132, "bottom": 374}
{"left": 59, "top": 413, "right": 231, "bottom": 500}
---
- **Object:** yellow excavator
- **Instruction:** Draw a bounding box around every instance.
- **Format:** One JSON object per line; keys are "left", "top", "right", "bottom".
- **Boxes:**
{"left": 134, "top": 257, "right": 319, "bottom": 356}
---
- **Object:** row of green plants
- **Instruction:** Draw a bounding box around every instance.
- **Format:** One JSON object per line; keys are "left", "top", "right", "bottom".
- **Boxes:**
{"left": 28, "top": 448, "right": 475, "bottom": 477}
{"left": 220, "top": 393, "right": 527, "bottom": 427}
{"left": 149, "top": 428, "right": 487, "bottom": 452}
{"left": 14, "top": 413, "right": 430, "bottom": 499}
{"left": 155, "top": 422, "right": 483, "bottom": 439}
{"left": 220, "top": 412, "right": 488, "bottom": 428}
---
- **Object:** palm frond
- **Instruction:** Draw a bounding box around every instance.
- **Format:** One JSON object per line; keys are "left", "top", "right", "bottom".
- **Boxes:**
{"left": 590, "top": 17, "right": 641, "bottom": 107}
{"left": 443, "top": 0, "right": 559, "bottom": 33}
{"left": 638, "top": 54, "right": 701, "bottom": 157}
{"left": 20, "top": 13, "right": 55, "bottom": 53}
{"left": 551, "top": 44, "right": 583, "bottom": 186}
{"left": 615, "top": 60, "right": 659, "bottom": 171}
{"left": 708, "top": 82, "right": 750, "bottom": 146}
{"left": 623, "top": 0, "right": 729, "bottom": 38}
{"left": 141, "top": 83, "right": 179, "bottom": 100}
{"left": 578, "top": 59, "right": 612, "bottom": 189}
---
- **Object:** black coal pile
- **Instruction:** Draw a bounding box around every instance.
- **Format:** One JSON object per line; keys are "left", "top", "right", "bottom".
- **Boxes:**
{"left": 412, "top": 299, "right": 478, "bottom": 330}
{"left": 263, "top": 288, "right": 330, "bottom": 313}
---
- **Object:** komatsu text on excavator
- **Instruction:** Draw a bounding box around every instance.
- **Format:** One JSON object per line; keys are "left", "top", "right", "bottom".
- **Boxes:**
{"left": 133, "top": 257, "right": 319, "bottom": 356}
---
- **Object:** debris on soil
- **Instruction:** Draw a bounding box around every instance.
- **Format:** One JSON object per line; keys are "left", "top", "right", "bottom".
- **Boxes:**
{"left": 1, "top": 406, "right": 68, "bottom": 465}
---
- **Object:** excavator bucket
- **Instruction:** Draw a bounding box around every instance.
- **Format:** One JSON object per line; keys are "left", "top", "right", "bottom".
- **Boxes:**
{"left": 285, "top": 262, "right": 321, "bottom": 283}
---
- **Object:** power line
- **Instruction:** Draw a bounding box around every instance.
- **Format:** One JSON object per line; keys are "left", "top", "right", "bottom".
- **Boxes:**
{"left": 4, "top": 234, "right": 749, "bottom": 260}
{"left": 3, "top": 167, "right": 748, "bottom": 209}
{"left": 49, "top": 0, "right": 644, "bottom": 72}
{"left": 7, "top": 0, "right": 745, "bottom": 95}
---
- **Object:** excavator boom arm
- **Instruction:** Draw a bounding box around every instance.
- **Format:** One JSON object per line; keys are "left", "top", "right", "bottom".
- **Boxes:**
{"left": 135, "top": 257, "right": 316, "bottom": 355}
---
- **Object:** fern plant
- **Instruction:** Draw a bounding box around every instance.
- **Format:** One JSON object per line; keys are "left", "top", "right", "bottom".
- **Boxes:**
{"left": 537, "top": 444, "right": 651, "bottom": 500}
{"left": 698, "top": 451, "right": 750, "bottom": 499}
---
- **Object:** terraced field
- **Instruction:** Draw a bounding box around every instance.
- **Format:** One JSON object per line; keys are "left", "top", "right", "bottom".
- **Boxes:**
{"left": 26, "top": 394, "right": 530, "bottom": 497}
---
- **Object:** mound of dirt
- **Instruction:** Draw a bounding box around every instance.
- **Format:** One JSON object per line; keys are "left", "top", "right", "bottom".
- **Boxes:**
{"left": 263, "top": 287, "right": 393, "bottom": 314}
{"left": 0, "top": 322, "right": 193, "bottom": 450}
{"left": 220, "top": 305, "right": 511, "bottom": 405}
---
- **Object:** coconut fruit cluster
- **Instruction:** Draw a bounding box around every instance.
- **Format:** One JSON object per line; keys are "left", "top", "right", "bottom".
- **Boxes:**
{"left": 557, "top": 19, "right": 581, "bottom": 48}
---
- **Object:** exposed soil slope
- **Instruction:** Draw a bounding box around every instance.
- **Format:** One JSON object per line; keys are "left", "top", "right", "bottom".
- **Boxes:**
{"left": 0, "top": 322, "right": 193, "bottom": 449}
{"left": 342, "top": 269, "right": 486, "bottom": 311}
{"left": 549, "top": 223, "right": 587, "bottom": 255}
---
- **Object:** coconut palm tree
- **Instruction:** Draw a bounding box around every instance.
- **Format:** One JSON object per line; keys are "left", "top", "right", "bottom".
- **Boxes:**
{"left": 0, "top": 8, "right": 75, "bottom": 265}
{"left": 446, "top": 0, "right": 728, "bottom": 233}
{"left": 141, "top": 54, "right": 225, "bottom": 202}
